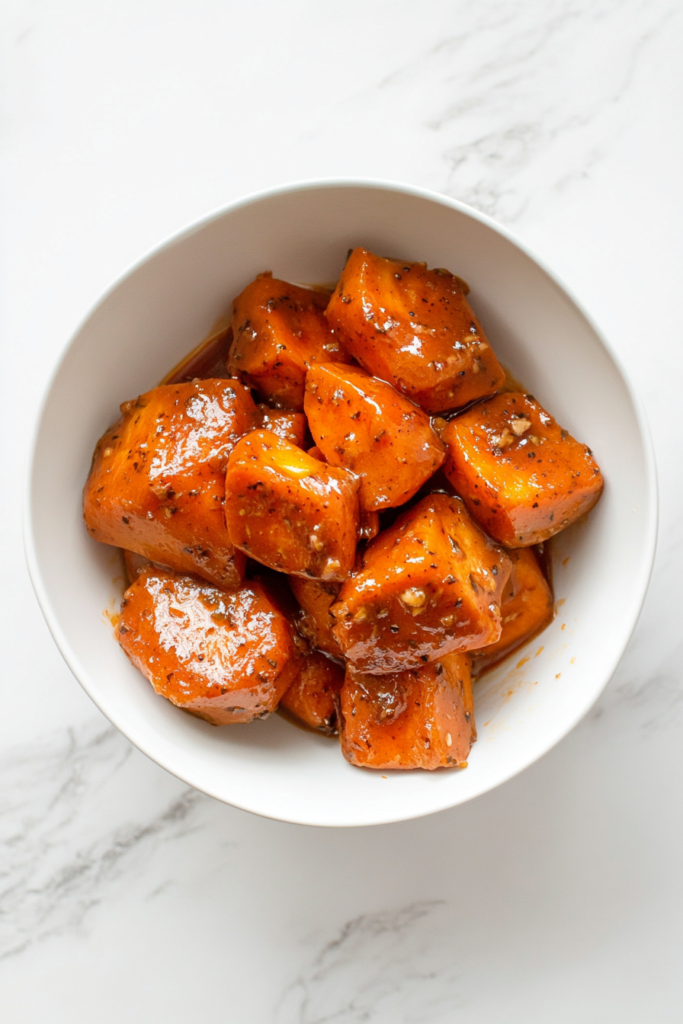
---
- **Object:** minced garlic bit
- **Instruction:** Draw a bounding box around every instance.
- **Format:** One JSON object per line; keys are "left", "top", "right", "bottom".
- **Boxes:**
{"left": 446, "top": 732, "right": 452, "bottom": 747}
{"left": 490, "top": 427, "right": 514, "bottom": 448}
{"left": 309, "top": 533, "right": 324, "bottom": 552}
{"left": 102, "top": 447, "right": 113, "bottom": 457}
{"left": 399, "top": 587, "right": 427, "bottom": 612}
{"left": 510, "top": 416, "right": 532, "bottom": 437}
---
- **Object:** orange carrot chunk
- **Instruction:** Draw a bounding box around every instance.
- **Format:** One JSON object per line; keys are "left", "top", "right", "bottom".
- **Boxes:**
{"left": 442, "top": 392, "right": 604, "bottom": 546}
{"left": 325, "top": 248, "right": 505, "bottom": 413}
{"left": 83, "top": 379, "right": 259, "bottom": 588}
{"left": 118, "top": 568, "right": 301, "bottom": 725}
{"left": 228, "top": 273, "right": 350, "bottom": 410}
{"left": 340, "top": 654, "right": 475, "bottom": 769}
{"left": 225, "top": 430, "right": 360, "bottom": 581}
{"left": 332, "top": 493, "right": 511, "bottom": 674}
{"left": 304, "top": 363, "right": 445, "bottom": 511}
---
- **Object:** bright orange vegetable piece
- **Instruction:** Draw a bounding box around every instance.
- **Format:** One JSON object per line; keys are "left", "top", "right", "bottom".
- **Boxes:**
{"left": 225, "top": 430, "right": 360, "bottom": 581}
{"left": 288, "top": 576, "right": 343, "bottom": 659}
{"left": 117, "top": 568, "right": 301, "bottom": 725}
{"left": 442, "top": 392, "right": 604, "bottom": 546}
{"left": 257, "top": 405, "right": 307, "bottom": 447}
{"left": 228, "top": 273, "right": 350, "bottom": 410}
{"left": 332, "top": 493, "right": 511, "bottom": 674}
{"left": 339, "top": 653, "right": 475, "bottom": 769}
{"left": 472, "top": 547, "right": 554, "bottom": 671}
{"left": 304, "top": 363, "right": 445, "bottom": 511}
{"left": 325, "top": 247, "right": 505, "bottom": 413}
{"left": 280, "top": 651, "right": 345, "bottom": 734}
{"left": 83, "top": 379, "right": 259, "bottom": 588}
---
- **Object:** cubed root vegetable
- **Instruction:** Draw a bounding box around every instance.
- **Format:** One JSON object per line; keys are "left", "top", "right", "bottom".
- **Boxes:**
{"left": 304, "top": 363, "right": 446, "bottom": 510}
{"left": 159, "top": 316, "right": 233, "bottom": 385}
{"left": 442, "top": 392, "right": 604, "bottom": 546}
{"left": 257, "top": 405, "right": 307, "bottom": 447}
{"left": 117, "top": 568, "right": 301, "bottom": 725}
{"left": 332, "top": 493, "right": 512, "bottom": 674}
{"left": 83, "top": 379, "right": 259, "bottom": 588}
{"left": 289, "top": 575, "right": 343, "bottom": 659}
{"left": 225, "top": 430, "right": 360, "bottom": 580}
{"left": 279, "top": 651, "right": 345, "bottom": 733}
{"left": 340, "top": 653, "right": 475, "bottom": 769}
{"left": 325, "top": 248, "right": 505, "bottom": 413}
{"left": 228, "top": 273, "right": 350, "bottom": 410}
{"left": 472, "top": 547, "right": 554, "bottom": 671}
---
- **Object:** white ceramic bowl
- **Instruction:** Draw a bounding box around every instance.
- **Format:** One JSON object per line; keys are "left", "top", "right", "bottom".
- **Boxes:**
{"left": 25, "top": 180, "right": 657, "bottom": 827}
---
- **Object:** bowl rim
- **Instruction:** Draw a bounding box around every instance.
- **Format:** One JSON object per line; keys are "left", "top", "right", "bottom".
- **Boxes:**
{"left": 23, "top": 177, "right": 659, "bottom": 826}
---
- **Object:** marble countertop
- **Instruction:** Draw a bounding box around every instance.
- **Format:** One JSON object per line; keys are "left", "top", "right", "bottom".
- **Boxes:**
{"left": 2, "top": 1, "right": 682, "bottom": 1020}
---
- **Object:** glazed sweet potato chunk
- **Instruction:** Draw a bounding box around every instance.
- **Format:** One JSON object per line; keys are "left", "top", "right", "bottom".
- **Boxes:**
{"left": 442, "top": 393, "right": 604, "bottom": 546}
{"left": 332, "top": 493, "right": 512, "bottom": 674}
{"left": 280, "top": 650, "right": 345, "bottom": 734}
{"left": 257, "top": 405, "right": 307, "bottom": 447}
{"left": 228, "top": 273, "right": 350, "bottom": 410}
{"left": 289, "top": 576, "right": 343, "bottom": 658}
{"left": 117, "top": 568, "right": 301, "bottom": 725}
{"left": 304, "top": 363, "right": 445, "bottom": 511}
{"left": 325, "top": 248, "right": 505, "bottom": 413}
{"left": 340, "top": 654, "right": 475, "bottom": 770}
{"left": 84, "top": 380, "right": 260, "bottom": 587}
{"left": 472, "top": 548, "right": 553, "bottom": 671}
{"left": 225, "top": 430, "right": 360, "bottom": 581}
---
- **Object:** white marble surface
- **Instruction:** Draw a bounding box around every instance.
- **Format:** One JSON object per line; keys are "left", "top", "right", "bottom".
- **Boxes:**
{"left": 2, "top": 0, "right": 683, "bottom": 1019}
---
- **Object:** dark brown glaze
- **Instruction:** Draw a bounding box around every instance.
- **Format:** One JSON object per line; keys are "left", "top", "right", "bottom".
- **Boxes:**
{"left": 325, "top": 248, "right": 505, "bottom": 413}
{"left": 84, "top": 379, "right": 260, "bottom": 587}
{"left": 472, "top": 547, "right": 554, "bottom": 673}
{"left": 339, "top": 653, "right": 475, "bottom": 769}
{"left": 331, "top": 493, "right": 512, "bottom": 674}
{"left": 160, "top": 317, "right": 234, "bottom": 385}
{"left": 442, "top": 392, "right": 603, "bottom": 546}
{"left": 117, "top": 568, "right": 301, "bottom": 725}
{"left": 358, "top": 509, "right": 380, "bottom": 541}
{"left": 123, "top": 549, "right": 151, "bottom": 583}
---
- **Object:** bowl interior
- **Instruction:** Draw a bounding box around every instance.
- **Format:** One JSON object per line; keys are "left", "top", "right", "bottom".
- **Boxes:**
{"left": 27, "top": 182, "right": 655, "bottom": 826}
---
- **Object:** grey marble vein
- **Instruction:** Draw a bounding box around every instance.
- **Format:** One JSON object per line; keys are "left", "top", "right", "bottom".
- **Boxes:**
{"left": 0, "top": 720, "right": 200, "bottom": 961}
{"left": 315, "top": 0, "right": 680, "bottom": 225}
{"left": 274, "top": 901, "right": 464, "bottom": 1024}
